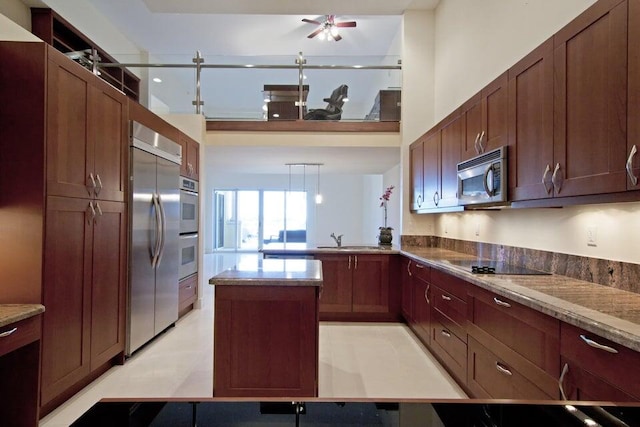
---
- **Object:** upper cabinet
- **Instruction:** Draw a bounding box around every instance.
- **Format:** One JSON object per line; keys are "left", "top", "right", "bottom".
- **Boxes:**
{"left": 409, "top": 138, "right": 425, "bottom": 211}
{"left": 462, "top": 72, "right": 508, "bottom": 161}
{"left": 508, "top": 39, "right": 555, "bottom": 201}
{"left": 179, "top": 133, "right": 200, "bottom": 180}
{"left": 627, "top": 0, "right": 640, "bottom": 190}
{"left": 552, "top": 0, "right": 628, "bottom": 198}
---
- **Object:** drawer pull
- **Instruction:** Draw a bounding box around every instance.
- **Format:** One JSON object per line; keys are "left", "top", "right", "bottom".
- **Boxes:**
{"left": 493, "top": 297, "right": 511, "bottom": 308}
{"left": 425, "top": 284, "right": 430, "bottom": 304}
{"left": 559, "top": 363, "right": 569, "bottom": 400}
{"left": 495, "top": 362, "right": 513, "bottom": 376}
{"left": 0, "top": 327, "right": 17, "bottom": 338}
{"left": 440, "top": 329, "right": 451, "bottom": 338}
{"left": 580, "top": 334, "right": 618, "bottom": 354}
{"left": 415, "top": 263, "right": 425, "bottom": 269}
{"left": 407, "top": 260, "right": 412, "bottom": 276}
{"left": 441, "top": 294, "right": 451, "bottom": 301}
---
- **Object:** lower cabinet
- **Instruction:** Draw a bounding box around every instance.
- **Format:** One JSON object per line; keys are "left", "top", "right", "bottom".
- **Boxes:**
{"left": 411, "top": 262, "right": 431, "bottom": 346}
{"left": 401, "top": 258, "right": 414, "bottom": 322}
{"left": 41, "top": 197, "right": 127, "bottom": 413}
{"left": 316, "top": 253, "right": 396, "bottom": 321}
{"left": 560, "top": 323, "right": 640, "bottom": 401}
{"left": 178, "top": 274, "right": 198, "bottom": 317}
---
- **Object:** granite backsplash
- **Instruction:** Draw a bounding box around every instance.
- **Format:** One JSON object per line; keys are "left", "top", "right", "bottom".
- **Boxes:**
{"left": 401, "top": 235, "right": 640, "bottom": 295}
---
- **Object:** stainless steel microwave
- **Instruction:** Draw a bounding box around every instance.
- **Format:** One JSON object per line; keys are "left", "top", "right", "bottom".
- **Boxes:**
{"left": 457, "top": 146, "right": 507, "bottom": 206}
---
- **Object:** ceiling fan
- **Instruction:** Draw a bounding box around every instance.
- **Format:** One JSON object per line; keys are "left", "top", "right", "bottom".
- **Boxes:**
{"left": 302, "top": 15, "right": 357, "bottom": 42}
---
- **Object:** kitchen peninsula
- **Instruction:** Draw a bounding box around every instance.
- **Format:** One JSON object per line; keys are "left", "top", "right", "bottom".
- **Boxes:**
{"left": 209, "top": 258, "right": 322, "bottom": 397}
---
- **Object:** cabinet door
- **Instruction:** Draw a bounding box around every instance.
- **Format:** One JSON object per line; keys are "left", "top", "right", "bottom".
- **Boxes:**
{"left": 553, "top": 0, "right": 628, "bottom": 197}
{"left": 187, "top": 137, "right": 200, "bottom": 180}
{"left": 91, "top": 82, "right": 128, "bottom": 202}
{"left": 41, "top": 196, "right": 92, "bottom": 406}
{"left": 481, "top": 72, "right": 508, "bottom": 155}
{"left": 423, "top": 131, "right": 441, "bottom": 209}
{"left": 409, "top": 140, "right": 424, "bottom": 211}
{"left": 90, "top": 201, "right": 127, "bottom": 369}
{"left": 316, "top": 255, "right": 352, "bottom": 313}
{"left": 401, "top": 258, "right": 414, "bottom": 322}
{"left": 439, "top": 115, "right": 463, "bottom": 207}
{"left": 627, "top": 0, "right": 640, "bottom": 190}
{"left": 509, "top": 39, "right": 555, "bottom": 201}
{"left": 462, "top": 93, "right": 483, "bottom": 161}
{"left": 412, "top": 276, "right": 431, "bottom": 346}
{"left": 46, "top": 54, "right": 92, "bottom": 199}
{"left": 560, "top": 358, "right": 637, "bottom": 401}
{"left": 352, "top": 254, "right": 389, "bottom": 313}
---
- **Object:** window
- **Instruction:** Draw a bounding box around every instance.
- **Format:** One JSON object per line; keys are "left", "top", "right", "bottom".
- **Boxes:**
{"left": 213, "top": 190, "right": 307, "bottom": 251}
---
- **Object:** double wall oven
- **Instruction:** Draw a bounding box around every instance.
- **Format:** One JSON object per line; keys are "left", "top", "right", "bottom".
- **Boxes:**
{"left": 179, "top": 176, "right": 198, "bottom": 280}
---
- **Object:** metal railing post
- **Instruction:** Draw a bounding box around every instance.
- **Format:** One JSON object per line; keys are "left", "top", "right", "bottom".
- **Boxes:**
{"left": 295, "top": 51, "right": 306, "bottom": 120}
{"left": 192, "top": 51, "right": 204, "bottom": 114}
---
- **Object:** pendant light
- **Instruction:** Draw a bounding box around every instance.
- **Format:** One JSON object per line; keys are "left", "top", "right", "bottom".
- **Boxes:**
{"left": 315, "top": 164, "right": 323, "bottom": 204}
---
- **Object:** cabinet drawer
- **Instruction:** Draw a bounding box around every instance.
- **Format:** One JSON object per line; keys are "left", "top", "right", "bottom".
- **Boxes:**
{"left": 431, "top": 309, "right": 467, "bottom": 383}
{"left": 561, "top": 323, "right": 640, "bottom": 399}
{"left": 179, "top": 274, "right": 198, "bottom": 305}
{"left": 431, "top": 268, "right": 468, "bottom": 302}
{"left": 411, "top": 261, "right": 431, "bottom": 283}
{"left": 431, "top": 286, "right": 466, "bottom": 340}
{"left": 468, "top": 336, "right": 555, "bottom": 400}
{"left": 0, "top": 315, "right": 41, "bottom": 358}
{"left": 469, "top": 287, "right": 559, "bottom": 376}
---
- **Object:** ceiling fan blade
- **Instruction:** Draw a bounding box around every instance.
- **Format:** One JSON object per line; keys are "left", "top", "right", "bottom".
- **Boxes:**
{"left": 307, "top": 28, "right": 323, "bottom": 39}
{"left": 302, "top": 18, "right": 322, "bottom": 25}
{"left": 333, "top": 34, "right": 342, "bottom": 41}
{"left": 336, "top": 21, "right": 357, "bottom": 28}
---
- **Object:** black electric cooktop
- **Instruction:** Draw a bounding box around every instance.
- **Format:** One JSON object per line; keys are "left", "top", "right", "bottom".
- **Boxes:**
{"left": 447, "top": 260, "right": 550, "bottom": 275}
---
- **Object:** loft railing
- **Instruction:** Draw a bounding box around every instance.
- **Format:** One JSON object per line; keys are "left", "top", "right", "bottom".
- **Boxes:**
{"left": 96, "top": 51, "right": 402, "bottom": 122}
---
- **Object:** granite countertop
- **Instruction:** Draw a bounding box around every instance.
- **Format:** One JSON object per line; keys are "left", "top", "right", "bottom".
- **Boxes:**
{"left": 0, "top": 304, "right": 45, "bottom": 329}
{"left": 400, "top": 246, "right": 640, "bottom": 353}
{"left": 261, "top": 244, "right": 400, "bottom": 255}
{"left": 209, "top": 258, "right": 323, "bottom": 287}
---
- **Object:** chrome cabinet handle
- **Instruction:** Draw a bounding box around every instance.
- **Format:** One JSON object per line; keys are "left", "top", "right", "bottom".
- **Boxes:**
{"left": 348, "top": 255, "right": 351, "bottom": 270}
{"left": 493, "top": 297, "right": 511, "bottom": 308}
{"left": 0, "top": 327, "right": 17, "bottom": 338}
{"left": 441, "top": 294, "right": 451, "bottom": 301}
{"left": 440, "top": 329, "right": 451, "bottom": 338}
{"left": 415, "top": 263, "right": 425, "bottom": 269}
{"left": 433, "top": 191, "right": 439, "bottom": 206}
{"left": 406, "top": 260, "right": 412, "bottom": 276}
{"left": 354, "top": 255, "right": 358, "bottom": 270}
{"left": 87, "top": 173, "right": 97, "bottom": 195}
{"left": 478, "top": 131, "right": 485, "bottom": 153}
{"left": 416, "top": 194, "right": 422, "bottom": 208}
{"left": 474, "top": 132, "right": 481, "bottom": 154}
{"left": 495, "top": 362, "right": 513, "bottom": 376}
{"left": 425, "top": 284, "right": 430, "bottom": 304}
{"left": 94, "top": 202, "right": 103, "bottom": 223}
{"left": 551, "top": 163, "right": 563, "bottom": 193}
{"left": 580, "top": 334, "right": 618, "bottom": 354}
{"left": 542, "top": 164, "right": 553, "bottom": 194}
{"left": 559, "top": 363, "right": 569, "bottom": 400}
{"left": 626, "top": 145, "right": 638, "bottom": 186}
{"left": 95, "top": 174, "right": 103, "bottom": 196}
{"left": 87, "top": 202, "right": 96, "bottom": 225}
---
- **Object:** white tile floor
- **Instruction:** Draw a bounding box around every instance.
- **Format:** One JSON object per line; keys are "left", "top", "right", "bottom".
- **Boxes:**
{"left": 39, "top": 253, "right": 465, "bottom": 426}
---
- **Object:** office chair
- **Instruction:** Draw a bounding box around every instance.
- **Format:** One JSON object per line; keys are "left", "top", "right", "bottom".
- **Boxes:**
{"left": 304, "top": 84, "right": 349, "bottom": 120}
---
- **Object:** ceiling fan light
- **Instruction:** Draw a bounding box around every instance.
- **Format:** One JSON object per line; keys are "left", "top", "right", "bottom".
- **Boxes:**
{"left": 318, "top": 31, "right": 325, "bottom": 40}
{"left": 330, "top": 26, "right": 339, "bottom": 37}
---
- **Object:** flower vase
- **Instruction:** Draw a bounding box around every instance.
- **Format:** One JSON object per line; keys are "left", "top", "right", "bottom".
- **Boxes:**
{"left": 378, "top": 227, "right": 393, "bottom": 246}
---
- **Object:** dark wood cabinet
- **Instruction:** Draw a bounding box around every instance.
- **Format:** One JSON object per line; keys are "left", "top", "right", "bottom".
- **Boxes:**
{"left": 627, "top": 0, "right": 640, "bottom": 190}
{"left": 462, "top": 73, "right": 508, "bottom": 161}
{"left": 46, "top": 49, "right": 128, "bottom": 203}
{"left": 214, "top": 285, "right": 318, "bottom": 397}
{"left": 412, "top": 262, "right": 431, "bottom": 346}
{"left": 401, "top": 258, "right": 414, "bottom": 322}
{"left": 0, "top": 42, "right": 128, "bottom": 416}
{"left": 0, "top": 314, "right": 42, "bottom": 427}
{"left": 423, "top": 131, "right": 442, "bottom": 209}
{"left": 316, "top": 253, "right": 393, "bottom": 320}
{"left": 179, "top": 133, "right": 200, "bottom": 180}
{"left": 467, "top": 286, "right": 560, "bottom": 399}
{"left": 552, "top": 0, "right": 628, "bottom": 198}
{"left": 508, "top": 38, "right": 555, "bottom": 201}
{"left": 409, "top": 139, "right": 425, "bottom": 211}
{"left": 560, "top": 323, "right": 640, "bottom": 401}
{"left": 179, "top": 274, "right": 199, "bottom": 318}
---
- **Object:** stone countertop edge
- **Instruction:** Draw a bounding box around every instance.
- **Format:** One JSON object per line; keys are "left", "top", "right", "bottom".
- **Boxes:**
{"left": 0, "top": 304, "right": 45, "bottom": 329}
{"left": 209, "top": 259, "right": 323, "bottom": 287}
{"left": 260, "top": 246, "right": 400, "bottom": 254}
{"left": 210, "top": 277, "right": 323, "bottom": 287}
{"left": 400, "top": 248, "right": 640, "bottom": 353}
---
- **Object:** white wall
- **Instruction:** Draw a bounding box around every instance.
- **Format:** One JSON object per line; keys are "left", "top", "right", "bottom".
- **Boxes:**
{"left": 416, "top": 0, "right": 640, "bottom": 264}
{"left": 204, "top": 169, "right": 383, "bottom": 252}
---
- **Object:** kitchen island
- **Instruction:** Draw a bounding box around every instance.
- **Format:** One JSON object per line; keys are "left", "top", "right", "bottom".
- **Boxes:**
{"left": 209, "top": 258, "right": 322, "bottom": 397}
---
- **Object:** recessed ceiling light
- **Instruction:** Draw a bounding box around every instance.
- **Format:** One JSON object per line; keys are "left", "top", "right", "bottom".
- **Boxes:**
{"left": 152, "top": 77, "right": 162, "bottom": 83}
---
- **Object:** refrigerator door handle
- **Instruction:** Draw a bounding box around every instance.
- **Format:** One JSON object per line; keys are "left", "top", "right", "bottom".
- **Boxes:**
{"left": 151, "top": 193, "right": 162, "bottom": 268}
{"left": 156, "top": 193, "right": 167, "bottom": 266}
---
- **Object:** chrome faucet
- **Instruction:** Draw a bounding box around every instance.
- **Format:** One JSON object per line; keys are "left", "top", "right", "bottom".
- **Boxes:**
{"left": 330, "top": 233, "right": 343, "bottom": 247}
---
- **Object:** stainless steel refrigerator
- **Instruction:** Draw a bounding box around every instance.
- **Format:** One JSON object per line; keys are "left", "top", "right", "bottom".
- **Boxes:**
{"left": 127, "top": 121, "right": 181, "bottom": 356}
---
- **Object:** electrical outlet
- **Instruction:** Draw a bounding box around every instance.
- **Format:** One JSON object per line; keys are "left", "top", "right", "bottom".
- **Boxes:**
{"left": 475, "top": 223, "right": 480, "bottom": 237}
{"left": 587, "top": 226, "right": 597, "bottom": 247}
